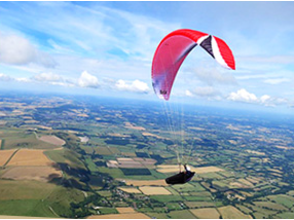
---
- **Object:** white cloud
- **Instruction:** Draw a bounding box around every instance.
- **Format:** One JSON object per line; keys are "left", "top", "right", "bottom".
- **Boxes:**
{"left": 115, "top": 79, "right": 150, "bottom": 93}
{"left": 196, "top": 87, "right": 219, "bottom": 97}
{"left": 260, "top": 94, "right": 271, "bottom": 103}
{"left": 0, "top": 33, "right": 56, "bottom": 67}
{"left": 185, "top": 90, "right": 194, "bottom": 97}
{"left": 2, "top": 70, "right": 151, "bottom": 94}
{"left": 188, "top": 67, "right": 237, "bottom": 86}
{"left": 236, "top": 74, "right": 270, "bottom": 80}
{"left": 227, "top": 89, "right": 287, "bottom": 107}
{"left": 15, "top": 77, "right": 32, "bottom": 83}
{"left": 33, "top": 72, "right": 62, "bottom": 82}
{"left": 0, "top": 73, "right": 13, "bottom": 81}
{"left": 263, "top": 78, "right": 291, "bottom": 85}
{"left": 186, "top": 87, "right": 220, "bottom": 98}
{"left": 31, "top": 72, "right": 75, "bottom": 87}
{"left": 50, "top": 81, "right": 74, "bottom": 87}
{"left": 78, "top": 71, "right": 99, "bottom": 88}
{"left": 239, "top": 55, "right": 294, "bottom": 65}
{"left": 228, "top": 89, "right": 258, "bottom": 103}
{"left": 0, "top": 73, "right": 32, "bottom": 83}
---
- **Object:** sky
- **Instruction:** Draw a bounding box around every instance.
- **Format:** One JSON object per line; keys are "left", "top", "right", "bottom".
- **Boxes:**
{"left": 0, "top": 1, "right": 294, "bottom": 112}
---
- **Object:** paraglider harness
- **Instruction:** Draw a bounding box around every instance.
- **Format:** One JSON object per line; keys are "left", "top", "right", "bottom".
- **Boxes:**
{"left": 165, "top": 164, "right": 195, "bottom": 185}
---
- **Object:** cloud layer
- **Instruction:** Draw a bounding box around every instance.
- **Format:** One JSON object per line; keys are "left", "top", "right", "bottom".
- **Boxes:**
{"left": 115, "top": 79, "right": 150, "bottom": 93}
{"left": 0, "top": 2, "right": 293, "bottom": 109}
{"left": 0, "top": 33, "right": 56, "bottom": 67}
{"left": 227, "top": 88, "right": 288, "bottom": 107}
{"left": 78, "top": 71, "right": 99, "bottom": 88}
{"left": 0, "top": 70, "right": 151, "bottom": 95}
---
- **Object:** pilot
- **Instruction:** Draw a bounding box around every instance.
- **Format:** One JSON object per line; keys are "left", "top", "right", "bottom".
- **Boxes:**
{"left": 165, "top": 164, "right": 195, "bottom": 185}
{"left": 160, "top": 90, "right": 167, "bottom": 95}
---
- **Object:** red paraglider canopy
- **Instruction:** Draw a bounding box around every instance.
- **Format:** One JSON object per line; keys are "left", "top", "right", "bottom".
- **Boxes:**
{"left": 151, "top": 29, "right": 235, "bottom": 100}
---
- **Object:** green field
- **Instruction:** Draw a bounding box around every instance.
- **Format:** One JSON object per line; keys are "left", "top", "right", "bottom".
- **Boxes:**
{"left": 0, "top": 199, "right": 57, "bottom": 218}
{"left": 185, "top": 201, "right": 215, "bottom": 209}
{"left": 2, "top": 131, "right": 57, "bottom": 150}
{"left": 0, "top": 180, "right": 56, "bottom": 200}
{"left": 167, "top": 202, "right": 183, "bottom": 211}
{"left": 99, "top": 208, "right": 118, "bottom": 215}
{"left": 44, "top": 148, "right": 86, "bottom": 170}
{"left": 2, "top": 94, "right": 294, "bottom": 219}
{"left": 150, "top": 195, "right": 183, "bottom": 203}
{"left": 184, "top": 196, "right": 212, "bottom": 202}
{"left": 274, "top": 212, "right": 294, "bottom": 219}
{"left": 0, "top": 180, "right": 85, "bottom": 217}
{"left": 167, "top": 210, "right": 196, "bottom": 219}
{"left": 254, "top": 201, "right": 288, "bottom": 211}
{"left": 267, "top": 194, "right": 294, "bottom": 209}
{"left": 235, "top": 204, "right": 253, "bottom": 215}
{"left": 147, "top": 212, "right": 170, "bottom": 219}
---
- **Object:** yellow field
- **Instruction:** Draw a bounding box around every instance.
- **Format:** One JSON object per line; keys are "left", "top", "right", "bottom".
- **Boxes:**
{"left": 268, "top": 168, "right": 283, "bottom": 173}
{"left": 246, "top": 150, "right": 265, "bottom": 155}
{"left": 122, "top": 179, "right": 168, "bottom": 186}
{"left": 22, "top": 116, "right": 33, "bottom": 120}
{"left": 7, "top": 149, "right": 53, "bottom": 166}
{"left": 108, "top": 157, "right": 156, "bottom": 168}
{"left": 142, "top": 132, "right": 165, "bottom": 139}
{"left": 118, "top": 187, "right": 141, "bottom": 194}
{"left": 228, "top": 140, "right": 237, "bottom": 145}
{"left": 246, "top": 176, "right": 262, "bottom": 184}
{"left": 226, "top": 124, "right": 240, "bottom": 130}
{"left": 1, "top": 166, "right": 62, "bottom": 182}
{"left": 116, "top": 207, "right": 136, "bottom": 214}
{"left": 124, "top": 122, "right": 145, "bottom": 131}
{"left": 88, "top": 213, "right": 150, "bottom": 219}
{"left": 229, "top": 180, "right": 253, "bottom": 188}
{"left": 24, "top": 120, "right": 39, "bottom": 124}
{"left": 77, "top": 113, "right": 89, "bottom": 117}
{"left": 139, "top": 186, "right": 171, "bottom": 195}
{"left": 121, "top": 152, "right": 137, "bottom": 157}
{"left": 156, "top": 164, "right": 193, "bottom": 173}
{"left": 190, "top": 208, "right": 220, "bottom": 219}
{"left": 237, "top": 178, "right": 254, "bottom": 187}
{"left": 108, "top": 133, "right": 131, "bottom": 138}
{"left": 39, "top": 135, "right": 66, "bottom": 146}
{"left": 275, "top": 145, "right": 294, "bottom": 150}
{"left": 188, "top": 126, "right": 205, "bottom": 131}
{"left": 36, "top": 125, "right": 52, "bottom": 130}
{"left": 0, "top": 149, "right": 17, "bottom": 166}
{"left": 156, "top": 165, "right": 223, "bottom": 174}
{"left": 195, "top": 166, "right": 224, "bottom": 174}
{"left": 218, "top": 205, "right": 252, "bottom": 219}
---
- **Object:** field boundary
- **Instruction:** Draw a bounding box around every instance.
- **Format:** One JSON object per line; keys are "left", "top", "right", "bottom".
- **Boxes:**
{"left": 0, "top": 139, "right": 4, "bottom": 150}
{"left": 3, "top": 148, "right": 20, "bottom": 168}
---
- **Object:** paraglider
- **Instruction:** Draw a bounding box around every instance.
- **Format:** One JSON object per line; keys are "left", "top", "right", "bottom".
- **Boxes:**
{"left": 165, "top": 164, "right": 195, "bottom": 185}
{"left": 151, "top": 29, "right": 235, "bottom": 184}
{"left": 152, "top": 29, "right": 235, "bottom": 101}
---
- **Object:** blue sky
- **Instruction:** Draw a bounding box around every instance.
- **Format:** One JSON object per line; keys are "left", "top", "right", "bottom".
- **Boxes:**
{"left": 0, "top": 1, "right": 294, "bottom": 111}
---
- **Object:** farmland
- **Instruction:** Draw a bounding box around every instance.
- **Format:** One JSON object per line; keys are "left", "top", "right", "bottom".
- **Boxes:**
{"left": 7, "top": 149, "right": 54, "bottom": 166}
{"left": 190, "top": 208, "right": 220, "bottom": 219}
{"left": 1, "top": 166, "right": 62, "bottom": 182}
{"left": 0, "top": 149, "right": 16, "bottom": 167}
{"left": 38, "top": 135, "right": 66, "bottom": 146}
{"left": 1, "top": 93, "right": 294, "bottom": 218}
{"left": 122, "top": 179, "right": 167, "bottom": 186}
{"left": 139, "top": 186, "right": 172, "bottom": 195}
